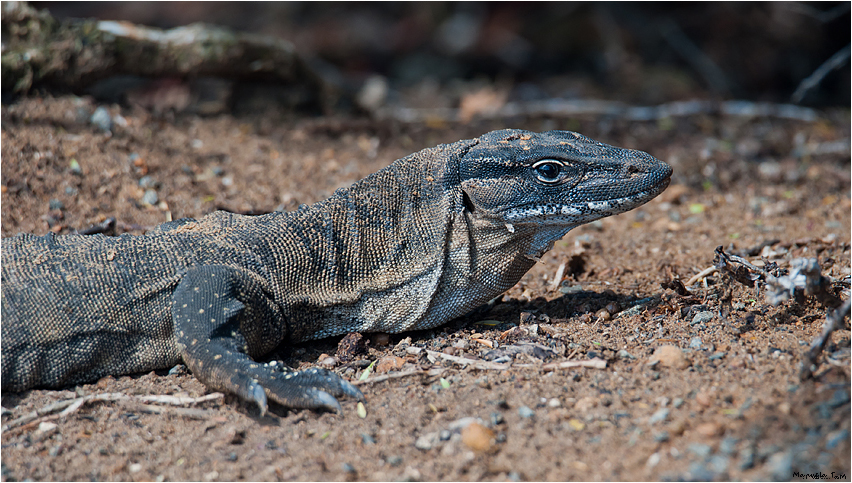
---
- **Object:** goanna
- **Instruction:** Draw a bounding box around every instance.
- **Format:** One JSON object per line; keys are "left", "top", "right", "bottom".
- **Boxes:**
{"left": 2, "top": 129, "right": 672, "bottom": 414}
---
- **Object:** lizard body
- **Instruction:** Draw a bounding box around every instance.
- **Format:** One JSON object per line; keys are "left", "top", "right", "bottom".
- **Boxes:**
{"left": 2, "top": 129, "right": 671, "bottom": 413}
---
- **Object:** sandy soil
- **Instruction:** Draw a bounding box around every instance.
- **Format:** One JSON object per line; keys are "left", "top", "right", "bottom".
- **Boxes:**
{"left": 1, "top": 96, "right": 850, "bottom": 481}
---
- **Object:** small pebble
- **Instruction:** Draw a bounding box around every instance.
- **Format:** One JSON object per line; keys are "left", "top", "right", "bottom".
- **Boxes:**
{"left": 650, "top": 345, "right": 689, "bottom": 369}
{"left": 360, "top": 433, "right": 376, "bottom": 445}
{"left": 138, "top": 175, "right": 159, "bottom": 189}
{"left": 688, "top": 443, "right": 712, "bottom": 458}
{"left": 90, "top": 107, "right": 112, "bottom": 132}
{"left": 617, "top": 349, "right": 635, "bottom": 360}
{"left": 767, "top": 451, "right": 793, "bottom": 480}
{"left": 128, "top": 463, "right": 142, "bottom": 473}
{"left": 518, "top": 406, "right": 535, "bottom": 419}
{"left": 385, "top": 455, "right": 403, "bottom": 467}
{"left": 48, "top": 199, "right": 64, "bottom": 211}
{"left": 646, "top": 452, "right": 661, "bottom": 468}
{"left": 696, "top": 422, "right": 722, "bottom": 437}
{"left": 375, "top": 355, "right": 405, "bottom": 374}
{"left": 605, "top": 302, "right": 621, "bottom": 315}
{"left": 452, "top": 339, "right": 469, "bottom": 350}
{"left": 689, "top": 337, "right": 702, "bottom": 349}
{"left": 567, "top": 419, "right": 585, "bottom": 431}
{"left": 649, "top": 408, "right": 670, "bottom": 425}
{"left": 695, "top": 390, "right": 714, "bottom": 407}
{"left": 141, "top": 189, "right": 158, "bottom": 206}
{"left": 414, "top": 433, "right": 436, "bottom": 451}
{"left": 37, "top": 421, "right": 58, "bottom": 434}
{"left": 547, "top": 398, "right": 561, "bottom": 408}
{"left": 691, "top": 311, "right": 714, "bottom": 325}
{"left": 574, "top": 396, "right": 597, "bottom": 412}
{"left": 490, "top": 412, "right": 504, "bottom": 425}
{"left": 461, "top": 422, "right": 495, "bottom": 452}
{"left": 318, "top": 355, "right": 338, "bottom": 368}
{"left": 673, "top": 397, "right": 684, "bottom": 408}
{"left": 342, "top": 463, "right": 356, "bottom": 474}
{"left": 653, "top": 431, "right": 670, "bottom": 442}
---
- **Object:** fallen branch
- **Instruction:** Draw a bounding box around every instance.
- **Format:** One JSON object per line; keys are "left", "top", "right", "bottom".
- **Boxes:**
{"left": 791, "top": 44, "right": 851, "bottom": 104}
{"left": 539, "top": 358, "right": 608, "bottom": 371}
{"left": 377, "top": 98, "right": 819, "bottom": 124}
{"left": 2, "top": 2, "right": 326, "bottom": 98}
{"left": 352, "top": 368, "right": 446, "bottom": 386}
{"left": 425, "top": 350, "right": 512, "bottom": 371}
{"left": 800, "top": 299, "right": 852, "bottom": 380}
{"left": 2, "top": 392, "right": 223, "bottom": 431}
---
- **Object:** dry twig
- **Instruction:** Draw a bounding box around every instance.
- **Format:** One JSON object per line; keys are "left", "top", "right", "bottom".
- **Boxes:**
{"left": 801, "top": 299, "right": 851, "bottom": 380}
{"left": 2, "top": 392, "right": 223, "bottom": 431}
{"left": 352, "top": 368, "right": 446, "bottom": 386}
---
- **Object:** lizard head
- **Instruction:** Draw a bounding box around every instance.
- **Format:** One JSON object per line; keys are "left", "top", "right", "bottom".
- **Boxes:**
{"left": 458, "top": 129, "right": 672, "bottom": 231}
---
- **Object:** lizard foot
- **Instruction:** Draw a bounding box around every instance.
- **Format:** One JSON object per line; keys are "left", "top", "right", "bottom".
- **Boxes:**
{"left": 255, "top": 366, "right": 364, "bottom": 414}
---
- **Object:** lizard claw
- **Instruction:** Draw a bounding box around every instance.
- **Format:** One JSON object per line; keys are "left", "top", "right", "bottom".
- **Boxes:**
{"left": 248, "top": 379, "right": 269, "bottom": 416}
{"left": 245, "top": 367, "right": 364, "bottom": 412}
{"left": 311, "top": 390, "right": 344, "bottom": 413}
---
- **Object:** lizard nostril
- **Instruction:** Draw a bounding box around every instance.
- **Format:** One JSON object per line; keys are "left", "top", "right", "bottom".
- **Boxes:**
{"left": 626, "top": 165, "right": 640, "bottom": 174}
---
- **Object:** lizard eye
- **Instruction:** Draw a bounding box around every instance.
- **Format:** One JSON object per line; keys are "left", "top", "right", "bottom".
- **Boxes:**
{"left": 532, "top": 160, "right": 564, "bottom": 184}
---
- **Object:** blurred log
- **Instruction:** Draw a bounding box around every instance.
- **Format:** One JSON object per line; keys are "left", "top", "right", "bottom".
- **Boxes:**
{"left": 1, "top": 1, "right": 330, "bottom": 106}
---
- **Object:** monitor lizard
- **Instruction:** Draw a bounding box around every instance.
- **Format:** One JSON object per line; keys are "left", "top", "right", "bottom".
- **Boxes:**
{"left": 2, "top": 129, "right": 672, "bottom": 414}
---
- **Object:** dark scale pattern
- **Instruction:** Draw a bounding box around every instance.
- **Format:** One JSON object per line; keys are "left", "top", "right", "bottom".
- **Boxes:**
{"left": 1, "top": 129, "right": 671, "bottom": 412}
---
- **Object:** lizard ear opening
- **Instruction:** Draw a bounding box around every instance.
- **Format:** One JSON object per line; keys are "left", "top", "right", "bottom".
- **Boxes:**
{"left": 462, "top": 189, "right": 477, "bottom": 213}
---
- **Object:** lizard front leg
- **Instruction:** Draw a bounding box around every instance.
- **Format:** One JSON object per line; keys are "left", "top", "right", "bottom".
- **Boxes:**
{"left": 171, "top": 265, "right": 363, "bottom": 415}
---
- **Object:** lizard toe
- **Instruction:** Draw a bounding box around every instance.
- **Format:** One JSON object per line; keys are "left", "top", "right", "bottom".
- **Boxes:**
{"left": 290, "top": 367, "right": 365, "bottom": 401}
{"left": 251, "top": 367, "right": 363, "bottom": 411}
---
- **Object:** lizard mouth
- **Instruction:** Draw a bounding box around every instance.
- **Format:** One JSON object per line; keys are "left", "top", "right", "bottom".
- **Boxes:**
{"left": 501, "top": 175, "right": 671, "bottom": 225}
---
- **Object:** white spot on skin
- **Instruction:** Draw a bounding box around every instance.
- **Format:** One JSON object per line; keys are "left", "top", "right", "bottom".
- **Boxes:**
{"left": 506, "top": 223, "right": 515, "bottom": 233}
{"left": 198, "top": 309, "right": 205, "bottom": 314}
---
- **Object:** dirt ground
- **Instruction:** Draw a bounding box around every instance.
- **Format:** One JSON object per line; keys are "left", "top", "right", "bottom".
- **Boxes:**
{"left": 1, "top": 95, "right": 850, "bottom": 481}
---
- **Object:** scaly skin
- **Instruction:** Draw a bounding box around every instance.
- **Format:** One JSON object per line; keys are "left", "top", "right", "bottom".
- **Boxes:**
{"left": 2, "top": 129, "right": 672, "bottom": 414}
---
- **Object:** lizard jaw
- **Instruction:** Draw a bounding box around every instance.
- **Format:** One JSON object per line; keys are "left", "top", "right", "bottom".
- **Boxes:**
{"left": 500, "top": 176, "right": 671, "bottom": 226}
